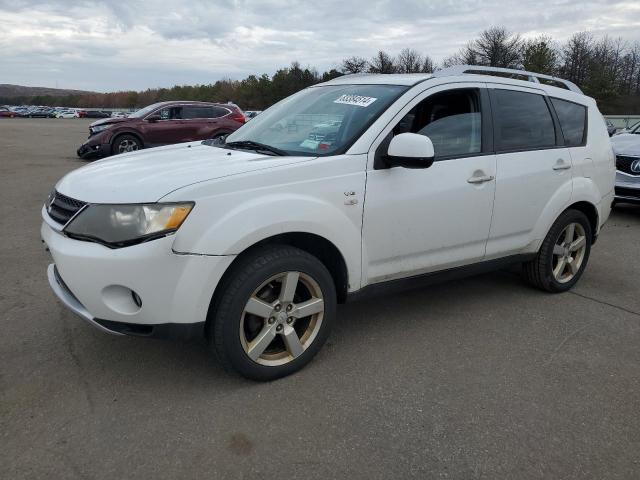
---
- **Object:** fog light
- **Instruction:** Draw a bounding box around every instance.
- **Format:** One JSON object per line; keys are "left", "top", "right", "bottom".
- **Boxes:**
{"left": 101, "top": 285, "right": 143, "bottom": 315}
{"left": 131, "top": 290, "right": 142, "bottom": 308}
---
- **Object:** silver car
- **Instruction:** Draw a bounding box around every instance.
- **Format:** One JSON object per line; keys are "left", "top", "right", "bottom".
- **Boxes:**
{"left": 611, "top": 137, "right": 640, "bottom": 205}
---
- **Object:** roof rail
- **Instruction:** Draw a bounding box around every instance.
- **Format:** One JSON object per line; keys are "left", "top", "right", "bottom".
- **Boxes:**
{"left": 433, "top": 65, "right": 583, "bottom": 94}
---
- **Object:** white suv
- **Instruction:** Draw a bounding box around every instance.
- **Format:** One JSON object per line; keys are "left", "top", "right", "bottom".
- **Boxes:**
{"left": 42, "top": 66, "right": 615, "bottom": 380}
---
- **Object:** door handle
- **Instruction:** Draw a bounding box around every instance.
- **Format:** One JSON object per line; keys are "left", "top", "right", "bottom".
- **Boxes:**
{"left": 553, "top": 160, "right": 571, "bottom": 171}
{"left": 467, "top": 174, "right": 494, "bottom": 184}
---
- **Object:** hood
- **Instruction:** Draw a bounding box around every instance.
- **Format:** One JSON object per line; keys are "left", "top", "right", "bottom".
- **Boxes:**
{"left": 90, "top": 117, "right": 130, "bottom": 128}
{"left": 55, "top": 142, "right": 314, "bottom": 203}
{"left": 611, "top": 134, "right": 640, "bottom": 155}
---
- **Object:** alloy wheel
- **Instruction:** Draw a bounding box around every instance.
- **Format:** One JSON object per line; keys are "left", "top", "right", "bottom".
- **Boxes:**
{"left": 240, "top": 271, "right": 325, "bottom": 366}
{"left": 118, "top": 139, "right": 139, "bottom": 153}
{"left": 551, "top": 222, "right": 587, "bottom": 283}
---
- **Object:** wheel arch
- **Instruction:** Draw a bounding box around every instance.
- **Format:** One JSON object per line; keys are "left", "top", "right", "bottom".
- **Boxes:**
{"left": 207, "top": 232, "right": 349, "bottom": 319}
{"left": 205, "top": 232, "right": 349, "bottom": 335}
{"left": 565, "top": 201, "right": 599, "bottom": 243}
{"left": 110, "top": 130, "right": 145, "bottom": 149}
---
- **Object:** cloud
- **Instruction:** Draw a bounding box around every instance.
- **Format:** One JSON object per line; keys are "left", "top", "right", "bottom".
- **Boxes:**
{"left": 0, "top": 0, "right": 639, "bottom": 91}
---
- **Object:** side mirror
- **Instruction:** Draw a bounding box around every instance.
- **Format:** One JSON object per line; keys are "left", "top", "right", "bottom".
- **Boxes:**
{"left": 146, "top": 115, "right": 161, "bottom": 122}
{"left": 384, "top": 133, "right": 435, "bottom": 169}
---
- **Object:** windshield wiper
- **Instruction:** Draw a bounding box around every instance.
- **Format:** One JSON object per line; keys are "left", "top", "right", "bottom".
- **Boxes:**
{"left": 224, "top": 140, "right": 288, "bottom": 156}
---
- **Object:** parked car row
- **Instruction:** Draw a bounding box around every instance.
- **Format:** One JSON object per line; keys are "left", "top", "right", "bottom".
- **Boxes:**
{"left": 1, "top": 105, "right": 128, "bottom": 118}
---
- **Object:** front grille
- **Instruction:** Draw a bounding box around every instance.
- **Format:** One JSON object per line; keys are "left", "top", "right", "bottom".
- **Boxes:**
{"left": 616, "top": 155, "right": 640, "bottom": 176}
{"left": 615, "top": 186, "right": 640, "bottom": 199}
{"left": 47, "top": 191, "right": 87, "bottom": 225}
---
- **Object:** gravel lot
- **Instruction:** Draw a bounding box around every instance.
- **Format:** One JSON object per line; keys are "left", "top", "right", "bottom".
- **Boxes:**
{"left": 1, "top": 118, "right": 639, "bottom": 479}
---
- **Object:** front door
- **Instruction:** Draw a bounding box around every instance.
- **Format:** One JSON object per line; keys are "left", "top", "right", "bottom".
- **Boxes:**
{"left": 142, "top": 105, "right": 189, "bottom": 146}
{"left": 362, "top": 84, "right": 497, "bottom": 284}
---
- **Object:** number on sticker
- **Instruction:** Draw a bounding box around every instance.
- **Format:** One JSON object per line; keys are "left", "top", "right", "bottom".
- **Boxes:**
{"left": 334, "top": 95, "right": 377, "bottom": 107}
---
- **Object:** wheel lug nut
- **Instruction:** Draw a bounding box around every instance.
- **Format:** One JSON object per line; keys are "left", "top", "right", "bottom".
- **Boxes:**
{"left": 287, "top": 317, "right": 293, "bottom": 324}
{"left": 274, "top": 304, "right": 281, "bottom": 312}
{"left": 286, "top": 304, "right": 293, "bottom": 312}
{"left": 276, "top": 325, "right": 283, "bottom": 332}
{"left": 268, "top": 317, "right": 275, "bottom": 324}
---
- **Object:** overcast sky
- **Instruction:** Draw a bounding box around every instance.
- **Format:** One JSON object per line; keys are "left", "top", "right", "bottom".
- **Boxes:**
{"left": 1, "top": 0, "right": 639, "bottom": 92}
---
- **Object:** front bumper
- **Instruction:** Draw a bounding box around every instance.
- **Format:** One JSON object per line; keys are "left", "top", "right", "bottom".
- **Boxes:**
{"left": 614, "top": 172, "right": 640, "bottom": 204}
{"left": 77, "top": 138, "right": 111, "bottom": 159}
{"left": 42, "top": 220, "right": 235, "bottom": 338}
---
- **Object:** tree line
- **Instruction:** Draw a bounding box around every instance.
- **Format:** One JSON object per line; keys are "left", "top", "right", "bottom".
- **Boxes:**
{"left": 4, "top": 27, "right": 639, "bottom": 114}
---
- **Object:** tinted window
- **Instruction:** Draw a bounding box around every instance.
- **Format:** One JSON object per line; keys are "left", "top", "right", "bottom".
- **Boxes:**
{"left": 158, "top": 106, "right": 183, "bottom": 120}
{"left": 551, "top": 98, "right": 587, "bottom": 146}
{"left": 492, "top": 90, "right": 556, "bottom": 151}
{"left": 183, "top": 106, "right": 229, "bottom": 119}
{"left": 392, "top": 89, "right": 482, "bottom": 158}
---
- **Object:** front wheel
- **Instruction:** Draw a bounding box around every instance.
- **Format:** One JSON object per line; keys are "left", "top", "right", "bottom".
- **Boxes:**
{"left": 523, "top": 209, "right": 592, "bottom": 293}
{"left": 209, "top": 245, "right": 336, "bottom": 381}
{"left": 111, "top": 134, "right": 142, "bottom": 155}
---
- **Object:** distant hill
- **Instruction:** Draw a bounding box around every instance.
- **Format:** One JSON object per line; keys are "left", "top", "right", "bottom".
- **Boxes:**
{"left": 0, "top": 84, "right": 97, "bottom": 98}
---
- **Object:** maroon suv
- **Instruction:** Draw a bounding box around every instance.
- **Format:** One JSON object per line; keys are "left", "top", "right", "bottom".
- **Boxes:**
{"left": 77, "top": 101, "right": 245, "bottom": 159}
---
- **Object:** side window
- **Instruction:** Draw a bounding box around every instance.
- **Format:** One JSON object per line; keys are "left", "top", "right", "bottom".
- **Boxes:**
{"left": 211, "top": 106, "right": 230, "bottom": 118}
{"left": 492, "top": 89, "right": 556, "bottom": 151}
{"left": 551, "top": 98, "right": 587, "bottom": 147}
{"left": 158, "top": 106, "right": 182, "bottom": 120}
{"left": 392, "top": 89, "right": 482, "bottom": 158}
{"left": 183, "top": 106, "right": 230, "bottom": 119}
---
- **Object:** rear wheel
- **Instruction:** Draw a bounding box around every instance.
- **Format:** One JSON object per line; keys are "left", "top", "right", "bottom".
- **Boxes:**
{"left": 111, "top": 134, "right": 142, "bottom": 155}
{"left": 523, "top": 209, "right": 592, "bottom": 292}
{"left": 209, "top": 245, "right": 336, "bottom": 381}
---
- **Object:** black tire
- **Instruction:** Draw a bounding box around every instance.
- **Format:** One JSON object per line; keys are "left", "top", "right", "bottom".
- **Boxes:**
{"left": 209, "top": 245, "right": 336, "bottom": 381}
{"left": 111, "top": 134, "right": 142, "bottom": 155}
{"left": 523, "top": 209, "right": 592, "bottom": 293}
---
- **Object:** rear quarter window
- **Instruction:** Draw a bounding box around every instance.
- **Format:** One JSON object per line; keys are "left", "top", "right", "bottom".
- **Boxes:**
{"left": 492, "top": 89, "right": 556, "bottom": 152}
{"left": 550, "top": 98, "right": 587, "bottom": 147}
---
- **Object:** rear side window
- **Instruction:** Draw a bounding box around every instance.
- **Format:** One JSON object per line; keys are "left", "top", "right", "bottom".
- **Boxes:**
{"left": 183, "top": 106, "right": 230, "bottom": 119}
{"left": 492, "top": 89, "right": 556, "bottom": 151}
{"left": 551, "top": 98, "right": 587, "bottom": 147}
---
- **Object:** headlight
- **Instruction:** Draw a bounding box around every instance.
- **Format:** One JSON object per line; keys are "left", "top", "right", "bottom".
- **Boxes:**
{"left": 64, "top": 203, "right": 194, "bottom": 248}
{"left": 90, "top": 124, "right": 112, "bottom": 134}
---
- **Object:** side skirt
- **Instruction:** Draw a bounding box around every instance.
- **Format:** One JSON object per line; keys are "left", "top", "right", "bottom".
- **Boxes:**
{"left": 347, "top": 254, "right": 535, "bottom": 303}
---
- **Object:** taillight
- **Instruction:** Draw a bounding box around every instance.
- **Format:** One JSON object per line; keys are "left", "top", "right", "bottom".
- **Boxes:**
{"left": 231, "top": 112, "right": 246, "bottom": 124}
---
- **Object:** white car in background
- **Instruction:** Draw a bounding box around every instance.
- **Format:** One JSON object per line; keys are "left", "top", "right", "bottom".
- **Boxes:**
{"left": 56, "top": 110, "right": 79, "bottom": 119}
{"left": 42, "top": 66, "right": 614, "bottom": 381}
{"left": 111, "top": 111, "right": 128, "bottom": 118}
{"left": 611, "top": 133, "right": 640, "bottom": 205}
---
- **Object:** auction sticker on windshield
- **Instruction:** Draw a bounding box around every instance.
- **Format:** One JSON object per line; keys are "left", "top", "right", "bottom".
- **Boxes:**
{"left": 333, "top": 95, "right": 377, "bottom": 107}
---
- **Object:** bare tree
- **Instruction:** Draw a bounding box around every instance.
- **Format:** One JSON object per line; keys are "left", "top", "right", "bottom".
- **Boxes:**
{"left": 559, "top": 32, "right": 593, "bottom": 86}
{"left": 468, "top": 26, "right": 522, "bottom": 68}
{"left": 368, "top": 50, "right": 396, "bottom": 73}
{"left": 341, "top": 56, "right": 369, "bottom": 74}
{"left": 441, "top": 42, "right": 480, "bottom": 68}
{"left": 396, "top": 48, "right": 423, "bottom": 73}
{"left": 421, "top": 55, "right": 436, "bottom": 73}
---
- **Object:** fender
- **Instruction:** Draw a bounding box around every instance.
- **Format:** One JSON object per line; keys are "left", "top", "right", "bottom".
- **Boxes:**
{"left": 528, "top": 177, "right": 600, "bottom": 253}
{"left": 525, "top": 177, "right": 575, "bottom": 254}
{"left": 169, "top": 157, "right": 368, "bottom": 290}
{"left": 106, "top": 127, "right": 145, "bottom": 146}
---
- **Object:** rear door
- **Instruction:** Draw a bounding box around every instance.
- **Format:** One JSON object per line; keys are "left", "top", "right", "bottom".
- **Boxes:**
{"left": 182, "top": 105, "right": 231, "bottom": 140}
{"left": 485, "top": 86, "right": 572, "bottom": 257}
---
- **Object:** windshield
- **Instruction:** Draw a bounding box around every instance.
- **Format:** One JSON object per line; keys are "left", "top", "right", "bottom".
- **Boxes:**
{"left": 225, "top": 84, "right": 408, "bottom": 156}
{"left": 128, "top": 103, "right": 164, "bottom": 119}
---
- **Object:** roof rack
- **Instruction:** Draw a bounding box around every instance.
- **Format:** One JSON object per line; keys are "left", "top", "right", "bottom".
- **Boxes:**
{"left": 433, "top": 65, "right": 583, "bottom": 94}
